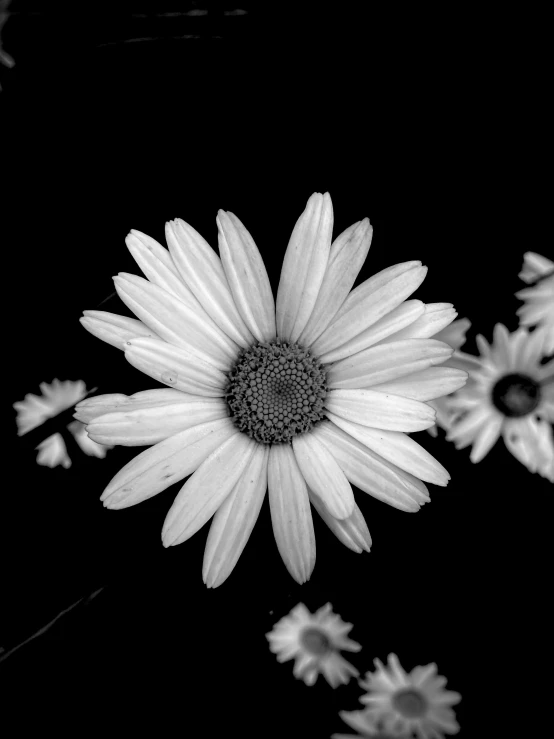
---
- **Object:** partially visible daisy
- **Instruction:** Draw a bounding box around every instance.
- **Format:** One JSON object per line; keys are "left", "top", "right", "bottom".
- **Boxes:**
{"left": 78, "top": 192, "right": 468, "bottom": 587}
{"left": 13, "top": 379, "right": 111, "bottom": 469}
{"left": 446, "top": 324, "right": 554, "bottom": 481}
{"left": 358, "top": 653, "right": 461, "bottom": 738}
{"left": 266, "top": 602, "right": 361, "bottom": 687}
{"left": 515, "top": 251, "right": 554, "bottom": 354}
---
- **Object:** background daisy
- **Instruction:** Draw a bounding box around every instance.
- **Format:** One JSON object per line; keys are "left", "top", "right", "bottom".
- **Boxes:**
{"left": 515, "top": 251, "right": 554, "bottom": 354}
{"left": 13, "top": 379, "right": 111, "bottom": 469}
{"left": 266, "top": 602, "right": 361, "bottom": 687}
{"left": 446, "top": 324, "right": 554, "bottom": 480}
{"left": 358, "top": 653, "right": 461, "bottom": 738}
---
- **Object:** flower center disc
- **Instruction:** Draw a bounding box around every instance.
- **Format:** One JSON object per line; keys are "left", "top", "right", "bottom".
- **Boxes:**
{"left": 492, "top": 373, "right": 541, "bottom": 417}
{"left": 392, "top": 688, "right": 428, "bottom": 718}
{"left": 299, "top": 627, "right": 332, "bottom": 656}
{"left": 225, "top": 339, "right": 328, "bottom": 444}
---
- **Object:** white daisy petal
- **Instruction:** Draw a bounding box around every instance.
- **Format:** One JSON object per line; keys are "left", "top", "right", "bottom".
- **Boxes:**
{"left": 325, "top": 388, "right": 436, "bottom": 432}
{"left": 321, "top": 652, "right": 360, "bottom": 687}
{"left": 518, "top": 324, "right": 549, "bottom": 369}
{"left": 379, "top": 302, "right": 457, "bottom": 343}
{"left": 80, "top": 310, "right": 160, "bottom": 350}
{"left": 39, "top": 379, "right": 86, "bottom": 405}
{"left": 299, "top": 218, "right": 373, "bottom": 347}
{"left": 519, "top": 251, "right": 554, "bottom": 282}
{"left": 443, "top": 350, "right": 483, "bottom": 374}
{"left": 125, "top": 229, "right": 194, "bottom": 304}
{"left": 36, "top": 433, "right": 72, "bottom": 469}
{"left": 447, "top": 404, "right": 495, "bottom": 445}
{"left": 202, "top": 444, "right": 269, "bottom": 588}
{"left": 162, "top": 433, "right": 257, "bottom": 547}
{"left": 268, "top": 443, "right": 316, "bottom": 583}
{"left": 276, "top": 192, "right": 333, "bottom": 343}
{"left": 114, "top": 273, "right": 237, "bottom": 370}
{"left": 292, "top": 430, "right": 355, "bottom": 519}
{"left": 74, "top": 388, "right": 188, "bottom": 424}
{"left": 491, "top": 323, "right": 511, "bottom": 368}
{"left": 317, "top": 421, "right": 430, "bottom": 511}
{"left": 325, "top": 411, "right": 450, "bottom": 486}
{"left": 69, "top": 421, "right": 112, "bottom": 458}
{"left": 86, "top": 396, "right": 229, "bottom": 446}
{"left": 13, "top": 396, "right": 52, "bottom": 435}
{"left": 165, "top": 218, "right": 254, "bottom": 348}
{"left": 101, "top": 417, "right": 236, "bottom": 509}
{"left": 309, "top": 489, "right": 372, "bottom": 553}
{"left": 337, "top": 709, "right": 378, "bottom": 735}
{"left": 216, "top": 210, "right": 276, "bottom": 342}
{"left": 327, "top": 339, "right": 453, "bottom": 390}
{"left": 503, "top": 416, "right": 554, "bottom": 482}
{"left": 125, "top": 230, "right": 244, "bottom": 355}
{"left": 370, "top": 366, "right": 468, "bottom": 401}
{"left": 311, "top": 261, "right": 427, "bottom": 357}
{"left": 124, "top": 336, "right": 227, "bottom": 396}
{"left": 434, "top": 316, "right": 471, "bottom": 350}
{"left": 318, "top": 300, "right": 425, "bottom": 365}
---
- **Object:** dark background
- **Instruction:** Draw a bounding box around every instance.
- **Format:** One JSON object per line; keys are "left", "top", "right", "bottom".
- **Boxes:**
{"left": 1, "top": 3, "right": 551, "bottom": 736}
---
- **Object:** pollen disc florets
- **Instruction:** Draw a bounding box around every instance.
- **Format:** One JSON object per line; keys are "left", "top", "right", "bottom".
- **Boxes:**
{"left": 392, "top": 688, "right": 429, "bottom": 718}
{"left": 492, "top": 372, "right": 541, "bottom": 417}
{"left": 225, "top": 338, "right": 328, "bottom": 445}
{"left": 299, "top": 627, "right": 332, "bottom": 656}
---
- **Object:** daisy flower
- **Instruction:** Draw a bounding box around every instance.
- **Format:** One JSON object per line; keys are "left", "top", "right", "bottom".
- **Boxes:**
{"left": 446, "top": 324, "right": 554, "bottom": 481}
{"left": 266, "top": 602, "right": 360, "bottom": 687}
{"left": 515, "top": 251, "right": 554, "bottom": 354}
{"left": 77, "top": 192, "right": 467, "bottom": 587}
{"left": 358, "top": 653, "right": 461, "bottom": 738}
{"left": 13, "top": 379, "right": 111, "bottom": 469}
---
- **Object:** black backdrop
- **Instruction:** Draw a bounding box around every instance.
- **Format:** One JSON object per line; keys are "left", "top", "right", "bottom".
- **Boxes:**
{"left": 1, "top": 4, "right": 551, "bottom": 737}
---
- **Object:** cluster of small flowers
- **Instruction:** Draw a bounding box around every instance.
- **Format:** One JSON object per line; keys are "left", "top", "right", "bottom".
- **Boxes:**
{"left": 428, "top": 251, "right": 554, "bottom": 482}
{"left": 266, "top": 602, "right": 461, "bottom": 738}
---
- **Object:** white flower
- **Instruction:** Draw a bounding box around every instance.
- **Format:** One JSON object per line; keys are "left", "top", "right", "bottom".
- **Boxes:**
{"left": 266, "top": 602, "right": 360, "bottom": 687}
{"left": 446, "top": 324, "right": 554, "bottom": 481}
{"left": 515, "top": 251, "right": 554, "bottom": 354}
{"left": 13, "top": 379, "right": 111, "bottom": 469}
{"left": 78, "top": 192, "right": 467, "bottom": 587}
{"left": 358, "top": 653, "right": 461, "bottom": 738}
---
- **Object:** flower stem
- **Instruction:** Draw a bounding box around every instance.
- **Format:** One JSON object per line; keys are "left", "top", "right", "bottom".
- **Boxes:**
{"left": 0, "top": 587, "right": 105, "bottom": 664}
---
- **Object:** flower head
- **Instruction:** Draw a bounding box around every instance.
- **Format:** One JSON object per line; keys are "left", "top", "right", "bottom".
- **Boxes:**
{"left": 13, "top": 379, "right": 111, "bottom": 469}
{"left": 358, "top": 653, "right": 461, "bottom": 738}
{"left": 446, "top": 324, "right": 554, "bottom": 481}
{"left": 78, "top": 192, "right": 467, "bottom": 586}
{"left": 266, "top": 602, "right": 360, "bottom": 687}
{"left": 515, "top": 251, "right": 554, "bottom": 354}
